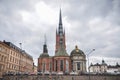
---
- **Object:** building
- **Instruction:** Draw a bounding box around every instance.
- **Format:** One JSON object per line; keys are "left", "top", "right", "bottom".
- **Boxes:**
{"left": 70, "top": 45, "right": 86, "bottom": 73}
{"left": 0, "top": 41, "right": 8, "bottom": 78}
{"left": 101, "top": 60, "right": 108, "bottom": 73}
{"left": 53, "top": 9, "right": 71, "bottom": 74}
{"left": 38, "top": 40, "right": 53, "bottom": 73}
{"left": 88, "top": 60, "right": 120, "bottom": 73}
{"left": 89, "top": 63, "right": 101, "bottom": 73}
{"left": 33, "top": 65, "right": 37, "bottom": 74}
{"left": 107, "top": 63, "right": 120, "bottom": 73}
{"left": 38, "top": 9, "right": 86, "bottom": 75}
{"left": 89, "top": 60, "right": 107, "bottom": 73}
{"left": 55, "top": 9, "right": 66, "bottom": 53}
{"left": 0, "top": 40, "right": 33, "bottom": 78}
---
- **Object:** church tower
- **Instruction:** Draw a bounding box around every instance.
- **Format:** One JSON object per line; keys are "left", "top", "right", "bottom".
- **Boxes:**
{"left": 54, "top": 9, "right": 70, "bottom": 74}
{"left": 55, "top": 9, "right": 66, "bottom": 53}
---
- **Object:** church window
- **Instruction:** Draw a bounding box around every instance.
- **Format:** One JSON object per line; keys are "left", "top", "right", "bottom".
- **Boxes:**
{"left": 43, "top": 62, "right": 45, "bottom": 72}
{"left": 66, "top": 60, "right": 69, "bottom": 72}
{"left": 60, "top": 60, "right": 63, "bottom": 71}
{"left": 55, "top": 60, "right": 57, "bottom": 71}
{"left": 50, "top": 62, "right": 52, "bottom": 72}
{"left": 77, "top": 62, "right": 80, "bottom": 70}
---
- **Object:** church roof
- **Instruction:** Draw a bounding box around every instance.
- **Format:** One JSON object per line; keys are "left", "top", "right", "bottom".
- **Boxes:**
{"left": 70, "top": 45, "right": 85, "bottom": 56}
{"left": 101, "top": 60, "right": 107, "bottom": 65}
{"left": 39, "top": 36, "right": 49, "bottom": 58}
{"left": 55, "top": 47, "right": 69, "bottom": 57}
{"left": 39, "top": 52, "right": 49, "bottom": 58}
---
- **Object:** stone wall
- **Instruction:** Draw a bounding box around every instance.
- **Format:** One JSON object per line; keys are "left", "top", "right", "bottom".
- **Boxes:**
{"left": 2, "top": 75, "right": 120, "bottom": 80}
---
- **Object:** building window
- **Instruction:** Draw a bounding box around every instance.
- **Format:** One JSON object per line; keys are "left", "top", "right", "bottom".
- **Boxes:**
{"left": 55, "top": 60, "right": 57, "bottom": 71}
{"left": 0, "top": 64, "right": 1, "bottom": 71}
{"left": 77, "top": 62, "right": 80, "bottom": 70}
{"left": 42, "top": 62, "right": 45, "bottom": 72}
{"left": 71, "top": 60, "right": 73, "bottom": 71}
{"left": 0, "top": 46, "right": 2, "bottom": 51}
{"left": 60, "top": 60, "right": 63, "bottom": 71}
{"left": 66, "top": 60, "right": 69, "bottom": 72}
{"left": 49, "top": 62, "right": 52, "bottom": 72}
{"left": 1, "top": 56, "right": 3, "bottom": 61}
{"left": 7, "top": 64, "right": 9, "bottom": 68}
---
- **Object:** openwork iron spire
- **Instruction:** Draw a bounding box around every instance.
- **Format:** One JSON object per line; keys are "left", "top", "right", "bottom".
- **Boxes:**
{"left": 59, "top": 9, "right": 62, "bottom": 25}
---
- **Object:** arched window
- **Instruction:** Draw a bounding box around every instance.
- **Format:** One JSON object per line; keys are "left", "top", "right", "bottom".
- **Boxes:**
{"left": 42, "top": 61, "right": 45, "bottom": 72}
{"left": 55, "top": 60, "right": 57, "bottom": 71}
{"left": 77, "top": 62, "right": 80, "bottom": 70}
{"left": 60, "top": 60, "right": 63, "bottom": 71}
{"left": 49, "top": 62, "right": 52, "bottom": 72}
{"left": 66, "top": 60, "right": 69, "bottom": 72}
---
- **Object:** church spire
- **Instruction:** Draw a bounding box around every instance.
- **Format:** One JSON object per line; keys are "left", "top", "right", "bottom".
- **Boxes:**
{"left": 43, "top": 35, "right": 48, "bottom": 53}
{"left": 59, "top": 9, "right": 62, "bottom": 25}
{"left": 58, "top": 9, "right": 63, "bottom": 35}
{"left": 55, "top": 9, "right": 66, "bottom": 53}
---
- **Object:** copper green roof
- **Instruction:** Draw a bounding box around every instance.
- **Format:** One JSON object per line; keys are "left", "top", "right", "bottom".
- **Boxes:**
{"left": 39, "top": 53, "right": 49, "bottom": 58}
{"left": 70, "top": 45, "right": 85, "bottom": 56}
{"left": 55, "top": 47, "right": 69, "bottom": 56}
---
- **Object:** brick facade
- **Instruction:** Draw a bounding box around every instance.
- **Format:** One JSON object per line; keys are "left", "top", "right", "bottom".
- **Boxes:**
{"left": 37, "top": 10, "right": 86, "bottom": 74}
{"left": 38, "top": 57, "right": 53, "bottom": 72}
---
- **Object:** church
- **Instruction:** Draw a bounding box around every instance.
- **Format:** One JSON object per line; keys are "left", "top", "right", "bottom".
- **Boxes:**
{"left": 38, "top": 9, "right": 86, "bottom": 75}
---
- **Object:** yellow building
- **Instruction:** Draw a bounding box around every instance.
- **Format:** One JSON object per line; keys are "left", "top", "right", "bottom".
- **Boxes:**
{"left": 0, "top": 41, "right": 8, "bottom": 78}
{"left": 0, "top": 40, "right": 33, "bottom": 78}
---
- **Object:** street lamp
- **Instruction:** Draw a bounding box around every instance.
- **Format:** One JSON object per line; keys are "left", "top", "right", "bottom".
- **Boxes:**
{"left": 87, "top": 49, "right": 95, "bottom": 80}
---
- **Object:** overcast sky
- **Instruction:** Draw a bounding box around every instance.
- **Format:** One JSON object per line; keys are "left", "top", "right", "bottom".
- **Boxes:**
{"left": 0, "top": 0, "right": 120, "bottom": 66}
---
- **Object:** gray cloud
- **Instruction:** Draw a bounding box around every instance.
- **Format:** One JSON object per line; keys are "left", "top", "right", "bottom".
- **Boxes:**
{"left": 0, "top": 0, "right": 120, "bottom": 65}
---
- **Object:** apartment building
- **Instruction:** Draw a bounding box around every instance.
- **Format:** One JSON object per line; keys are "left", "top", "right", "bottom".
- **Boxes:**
{"left": 0, "top": 40, "right": 33, "bottom": 78}
{"left": 0, "top": 41, "right": 8, "bottom": 78}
